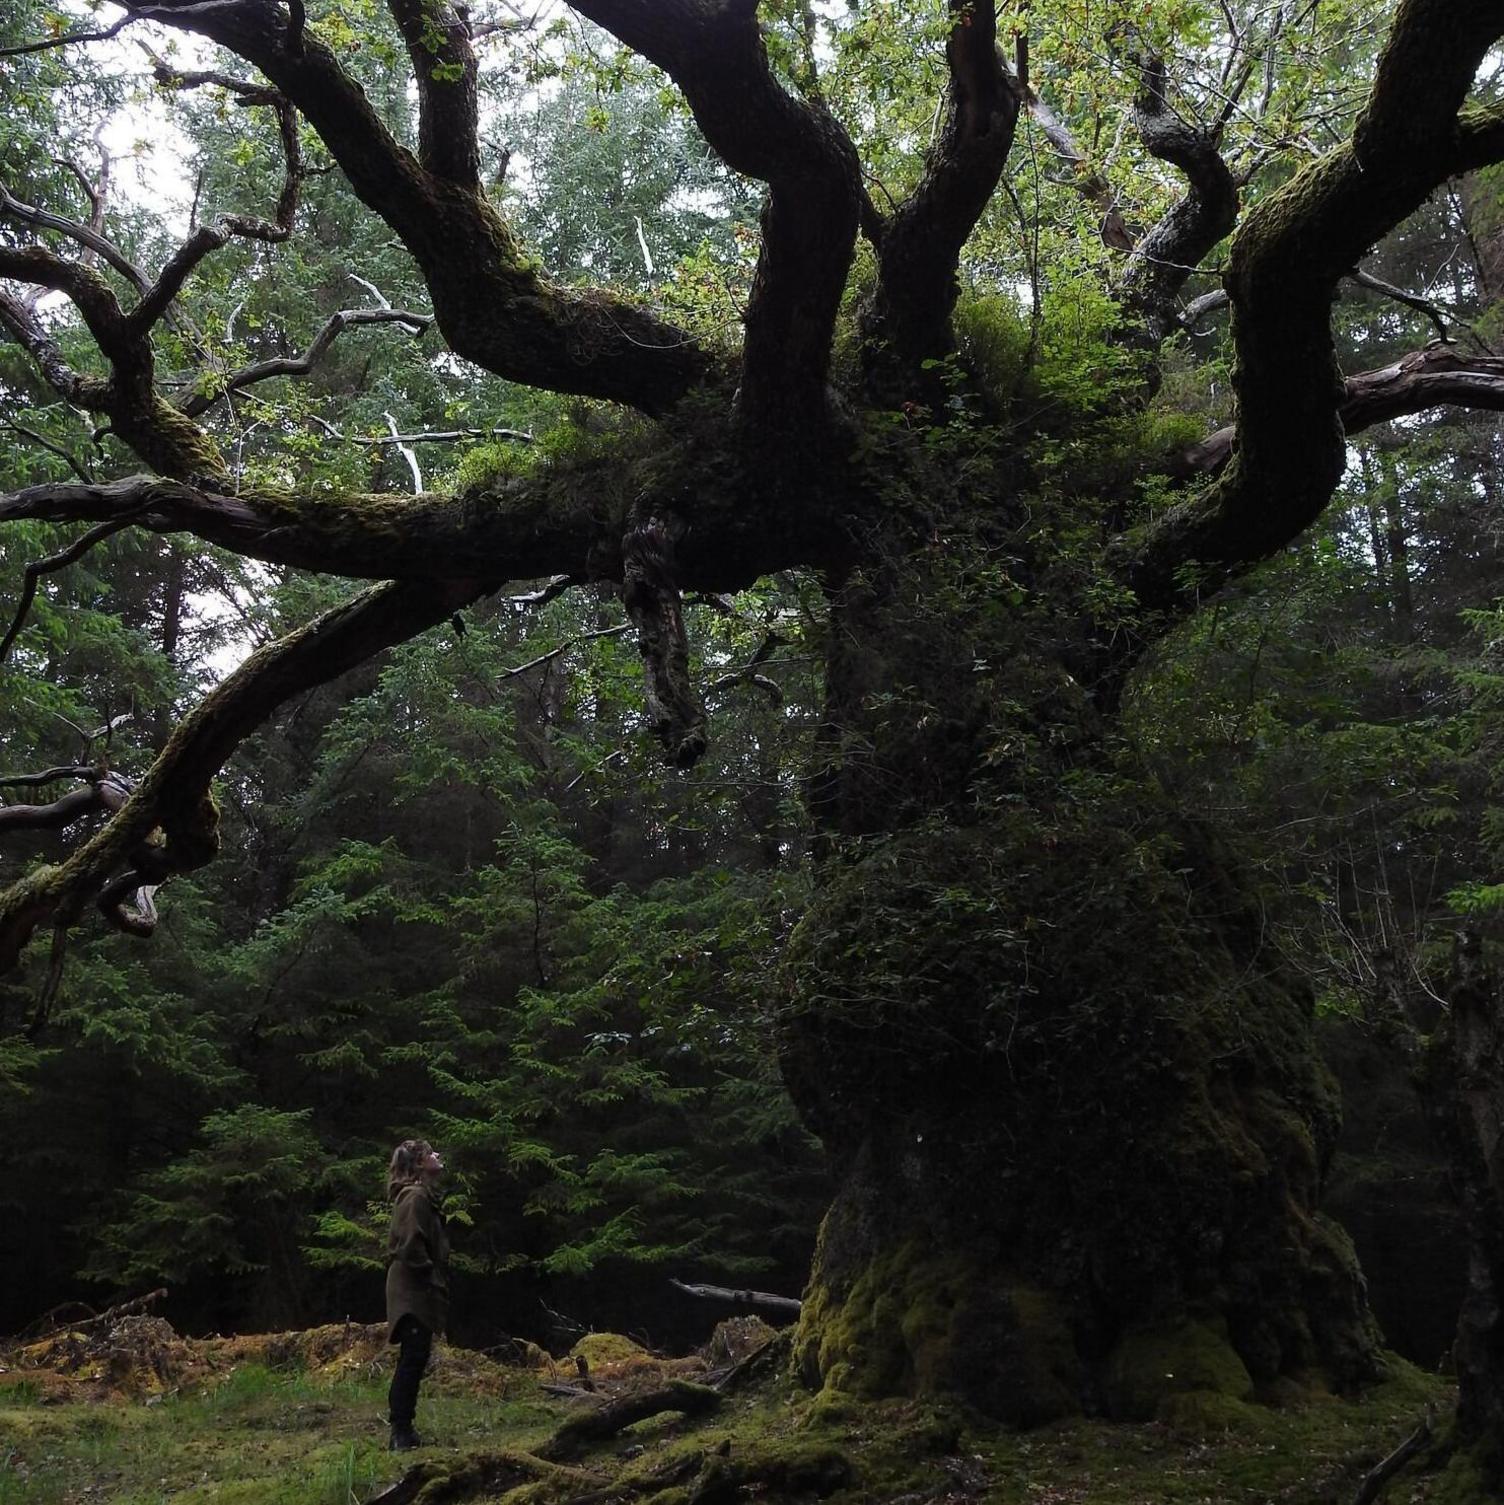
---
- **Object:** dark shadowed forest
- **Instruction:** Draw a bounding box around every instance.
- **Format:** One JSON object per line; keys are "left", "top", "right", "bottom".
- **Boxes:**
{"left": 3, "top": 2, "right": 1504, "bottom": 1501}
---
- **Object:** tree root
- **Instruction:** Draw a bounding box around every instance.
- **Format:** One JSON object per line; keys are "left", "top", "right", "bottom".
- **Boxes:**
{"left": 366, "top": 1450, "right": 596, "bottom": 1505}
{"left": 537, "top": 1379, "right": 722, "bottom": 1462}
{"left": 1351, "top": 1409, "right": 1434, "bottom": 1505}
{"left": 370, "top": 1440, "right": 855, "bottom": 1505}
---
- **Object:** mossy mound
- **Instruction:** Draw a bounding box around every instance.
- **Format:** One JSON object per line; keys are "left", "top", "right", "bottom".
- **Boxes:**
{"left": 796, "top": 1240, "right": 1079, "bottom": 1427}
{"left": 10, "top": 1314, "right": 193, "bottom": 1397}
{"left": 567, "top": 1331, "right": 648, "bottom": 1368}
{"left": 1104, "top": 1317, "right": 1254, "bottom": 1421}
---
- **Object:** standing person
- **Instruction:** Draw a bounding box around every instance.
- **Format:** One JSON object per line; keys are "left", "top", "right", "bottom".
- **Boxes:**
{"left": 385, "top": 1138, "right": 449, "bottom": 1452}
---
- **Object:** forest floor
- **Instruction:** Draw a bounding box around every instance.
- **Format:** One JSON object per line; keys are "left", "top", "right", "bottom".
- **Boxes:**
{"left": 0, "top": 1314, "right": 1470, "bottom": 1505}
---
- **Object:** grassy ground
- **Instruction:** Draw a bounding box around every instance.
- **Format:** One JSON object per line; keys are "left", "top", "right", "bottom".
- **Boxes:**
{"left": 0, "top": 1360, "right": 560, "bottom": 1505}
{"left": 0, "top": 1334, "right": 1465, "bottom": 1505}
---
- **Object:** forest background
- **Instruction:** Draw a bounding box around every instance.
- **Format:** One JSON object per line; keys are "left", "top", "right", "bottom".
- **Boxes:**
{"left": 0, "top": 0, "right": 1498, "bottom": 1401}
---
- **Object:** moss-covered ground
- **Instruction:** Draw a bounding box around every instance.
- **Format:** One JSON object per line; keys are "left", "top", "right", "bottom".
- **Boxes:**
{"left": 0, "top": 1330, "right": 1473, "bottom": 1504}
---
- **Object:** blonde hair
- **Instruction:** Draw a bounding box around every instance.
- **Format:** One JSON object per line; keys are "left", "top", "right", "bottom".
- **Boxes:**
{"left": 387, "top": 1138, "right": 434, "bottom": 1199}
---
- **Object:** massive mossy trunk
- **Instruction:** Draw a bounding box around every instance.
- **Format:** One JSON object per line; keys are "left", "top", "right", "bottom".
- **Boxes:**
{"left": 778, "top": 540, "right": 1381, "bottom": 1425}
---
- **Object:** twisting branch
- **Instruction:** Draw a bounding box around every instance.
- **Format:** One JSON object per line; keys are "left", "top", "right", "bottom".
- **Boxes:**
{"left": 1118, "top": 52, "right": 1238, "bottom": 350}
{"left": 860, "top": 0, "right": 1022, "bottom": 394}
{"left": 1118, "top": 0, "right": 1504, "bottom": 629}
{"left": 0, "top": 576, "right": 489, "bottom": 983}
{"left": 123, "top": 55, "right": 305, "bottom": 336}
{"left": 0, "top": 179, "right": 151, "bottom": 296}
{"left": 0, "top": 282, "right": 107, "bottom": 410}
{"left": 0, "top": 772, "right": 131, "bottom": 836}
{"left": 0, "top": 513, "right": 147, "bottom": 667}
{"left": 1174, "top": 346, "right": 1504, "bottom": 479}
{"left": 621, "top": 510, "right": 707, "bottom": 769}
{"left": 122, "top": 0, "right": 712, "bottom": 415}
{"left": 0, "top": 245, "right": 225, "bottom": 479}
{"left": 568, "top": 0, "right": 862, "bottom": 424}
{"left": 178, "top": 306, "right": 432, "bottom": 418}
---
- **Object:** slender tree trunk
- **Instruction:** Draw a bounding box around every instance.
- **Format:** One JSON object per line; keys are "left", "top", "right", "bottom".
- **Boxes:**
{"left": 1417, "top": 933, "right": 1504, "bottom": 1486}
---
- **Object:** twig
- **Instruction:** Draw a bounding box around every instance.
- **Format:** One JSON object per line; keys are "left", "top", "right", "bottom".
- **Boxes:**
{"left": 668, "top": 1277, "right": 802, "bottom": 1316}
{"left": 498, "top": 623, "right": 630, "bottom": 682}
{"left": 1, "top": 422, "right": 94, "bottom": 484}
{"left": 0, "top": 513, "right": 145, "bottom": 666}
{"left": 0, "top": 14, "right": 140, "bottom": 58}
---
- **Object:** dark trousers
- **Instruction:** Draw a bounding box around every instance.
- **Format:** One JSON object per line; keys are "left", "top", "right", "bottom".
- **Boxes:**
{"left": 388, "top": 1315, "right": 433, "bottom": 1429}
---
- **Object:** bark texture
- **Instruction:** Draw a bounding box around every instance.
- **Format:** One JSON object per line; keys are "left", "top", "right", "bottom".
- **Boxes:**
{"left": 1417, "top": 935, "right": 1504, "bottom": 1487}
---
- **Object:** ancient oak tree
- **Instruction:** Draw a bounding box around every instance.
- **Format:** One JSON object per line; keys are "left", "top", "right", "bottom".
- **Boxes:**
{"left": 4, "top": 0, "right": 1504, "bottom": 1463}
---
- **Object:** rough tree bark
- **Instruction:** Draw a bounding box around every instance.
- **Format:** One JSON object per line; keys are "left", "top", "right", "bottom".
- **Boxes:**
{"left": 3, "top": 0, "right": 1504, "bottom": 1443}
{"left": 1416, "top": 934, "right": 1504, "bottom": 1487}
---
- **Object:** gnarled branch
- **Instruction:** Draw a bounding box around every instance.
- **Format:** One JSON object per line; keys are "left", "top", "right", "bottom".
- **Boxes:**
{"left": 1119, "top": 0, "right": 1504, "bottom": 624}
{"left": 0, "top": 576, "right": 487, "bottom": 980}
{"left": 179, "top": 306, "right": 431, "bottom": 418}
{"left": 860, "top": 0, "right": 1021, "bottom": 395}
{"left": 125, "top": 0, "right": 713, "bottom": 415}
{"left": 568, "top": 0, "right": 861, "bottom": 423}
{"left": 1118, "top": 52, "right": 1238, "bottom": 350}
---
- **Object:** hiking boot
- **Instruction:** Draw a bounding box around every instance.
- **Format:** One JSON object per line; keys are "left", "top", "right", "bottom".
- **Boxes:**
{"left": 389, "top": 1425, "right": 422, "bottom": 1452}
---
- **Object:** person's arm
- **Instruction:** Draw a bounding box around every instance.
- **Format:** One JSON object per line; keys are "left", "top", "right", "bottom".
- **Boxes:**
{"left": 389, "top": 1187, "right": 437, "bottom": 1276}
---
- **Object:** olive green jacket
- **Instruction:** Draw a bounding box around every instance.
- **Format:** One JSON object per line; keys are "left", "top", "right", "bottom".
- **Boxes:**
{"left": 385, "top": 1183, "right": 450, "bottom": 1342}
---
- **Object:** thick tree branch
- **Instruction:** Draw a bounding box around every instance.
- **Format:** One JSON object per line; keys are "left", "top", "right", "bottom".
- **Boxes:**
{"left": 0, "top": 290, "right": 103, "bottom": 408}
{"left": 125, "top": 0, "right": 712, "bottom": 415}
{"left": 0, "top": 245, "right": 225, "bottom": 479}
{"left": 0, "top": 474, "right": 599, "bottom": 580}
{"left": 0, "top": 575, "right": 486, "bottom": 979}
{"left": 622, "top": 510, "right": 707, "bottom": 768}
{"left": 383, "top": 0, "right": 481, "bottom": 186}
{"left": 1118, "top": 53, "right": 1238, "bottom": 350}
{"left": 568, "top": 0, "right": 861, "bottom": 423}
{"left": 1175, "top": 346, "right": 1504, "bottom": 478}
{"left": 1118, "top": 0, "right": 1504, "bottom": 624}
{"left": 861, "top": 0, "right": 1021, "bottom": 394}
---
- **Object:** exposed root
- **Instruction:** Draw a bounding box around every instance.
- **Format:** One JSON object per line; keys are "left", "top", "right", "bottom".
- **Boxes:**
{"left": 537, "top": 1379, "right": 722, "bottom": 1462}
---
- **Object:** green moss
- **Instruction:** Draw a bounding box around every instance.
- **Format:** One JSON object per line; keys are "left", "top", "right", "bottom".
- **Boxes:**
{"left": 567, "top": 1331, "right": 647, "bottom": 1367}
{"left": 1105, "top": 1319, "right": 1255, "bottom": 1422}
{"left": 1157, "top": 1389, "right": 1261, "bottom": 1433}
{"left": 796, "top": 1237, "right": 1080, "bottom": 1427}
